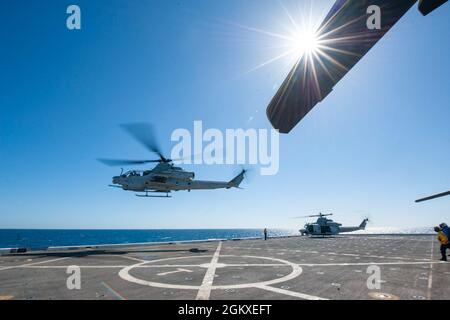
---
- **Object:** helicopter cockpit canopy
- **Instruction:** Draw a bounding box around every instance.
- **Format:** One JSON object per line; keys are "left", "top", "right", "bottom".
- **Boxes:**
{"left": 122, "top": 170, "right": 152, "bottom": 177}
{"left": 122, "top": 171, "right": 140, "bottom": 177}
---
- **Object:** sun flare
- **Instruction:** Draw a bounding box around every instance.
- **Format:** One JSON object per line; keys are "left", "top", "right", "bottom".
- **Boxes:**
{"left": 222, "top": 1, "right": 341, "bottom": 75}
{"left": 290, "top": 30, "right": 320, "bottom": 58}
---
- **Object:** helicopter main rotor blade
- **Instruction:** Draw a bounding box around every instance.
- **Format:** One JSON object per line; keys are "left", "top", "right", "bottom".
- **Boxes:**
{"left": 97, "top": 158, "right": 161, "bottom": 167}
{"left": 291, "top": 215, "right": 318, "bottom": 219}
{"left": 120, "top": 123, "right": 166, "bottom": 161}
{"left": 415, "top": 190, "right": 450, "bottom": 203}
{"left": 291, "top": 213, "right": 333, "bottom": 219}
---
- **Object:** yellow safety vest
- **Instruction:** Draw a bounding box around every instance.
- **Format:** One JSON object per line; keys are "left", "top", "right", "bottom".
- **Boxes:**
{"left": 438, "top": 231, "right": 449, "bottom": 245}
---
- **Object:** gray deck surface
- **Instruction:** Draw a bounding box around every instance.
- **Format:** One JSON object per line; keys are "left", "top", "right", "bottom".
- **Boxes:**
{"left": 1, "top": 235, "right": 449, "bottom": 300}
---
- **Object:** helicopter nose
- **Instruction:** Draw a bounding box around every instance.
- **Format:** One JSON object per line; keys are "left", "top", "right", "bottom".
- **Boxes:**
{"left": 112, "top": 176, "right": 121, "bottom": 184}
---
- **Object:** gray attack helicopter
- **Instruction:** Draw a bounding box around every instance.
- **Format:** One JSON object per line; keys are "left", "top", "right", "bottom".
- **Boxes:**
{"left": 294, "top": 213, "right": 369, "bottom": 237}
{"left": 98, "top": 123, "right": 246, "bottom": 198}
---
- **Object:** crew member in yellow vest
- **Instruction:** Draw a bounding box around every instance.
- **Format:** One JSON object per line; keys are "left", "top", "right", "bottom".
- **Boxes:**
{"left": 435, "top": 226, "right": 450, "bottom": 262}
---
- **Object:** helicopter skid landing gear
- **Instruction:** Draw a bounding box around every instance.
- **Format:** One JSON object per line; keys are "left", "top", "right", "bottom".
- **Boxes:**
{"left": 136, "top": 191, "right": 171, "bottom": 198}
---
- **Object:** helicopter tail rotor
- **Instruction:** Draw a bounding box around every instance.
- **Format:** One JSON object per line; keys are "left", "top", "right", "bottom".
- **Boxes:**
{"left": 358, "top": 211, "right": 373, "bottom": 227}
{"left": 228, "top": 169, "right": 247, "bottom": 189}
{"left": 359, "top": 218, "right": 369, "bottom": 230}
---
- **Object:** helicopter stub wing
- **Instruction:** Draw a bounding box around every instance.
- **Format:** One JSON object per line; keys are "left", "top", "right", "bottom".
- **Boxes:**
{"left": 267, "top": 0, "right": 420, "bottom": 134}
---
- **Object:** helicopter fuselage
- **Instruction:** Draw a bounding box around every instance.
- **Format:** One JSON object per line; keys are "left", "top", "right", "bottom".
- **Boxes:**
{"left": 299, "top": 215, "right": 368, "bottom": 237}
{"left": 110, "top": 163, "right": 244, "bottom": 195}
{"left": 99, "top": 123, "right": 246, "bottom": 197}
{"left": 113, "top": 175, "right": 233, "bottom": 192}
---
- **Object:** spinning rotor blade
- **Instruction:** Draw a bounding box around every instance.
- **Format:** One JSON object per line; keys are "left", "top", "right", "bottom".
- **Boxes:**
{"left": 291, "top": 213, "right": 333, "bottom": 219}
{"left": 97, "top": 158, "right": 161, "bottom": 167}
{"left": 291, "top": 215, "right": 317, "bottom": 219}
{"left": 120, "top": 123, "right": 167, "bottom": 161}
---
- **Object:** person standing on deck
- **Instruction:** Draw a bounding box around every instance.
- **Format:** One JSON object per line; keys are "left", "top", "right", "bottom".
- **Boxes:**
{"left": 263, "top": 228, "right": 268, "bottom": 241}
{"left": 434, "top": 226, "right": 449, "bottom": 262}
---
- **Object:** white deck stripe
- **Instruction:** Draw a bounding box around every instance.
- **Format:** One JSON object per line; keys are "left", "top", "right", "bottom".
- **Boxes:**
{"left": 231, "top": 247, "right": 429, "bottom": 261}
{"left": 427, "top": 238, "right": 434, "bottom": 300}
{"left": 157, "top": 268, "right": 193, "bottom": 276}
{"left": 0, "top": 257, "right": 68, "bottom": 271}
{"left": 117, "top": 255, "right": 147, "bottom": 263}
{"left": 196, "top": 242, "right": 222, "bottom": 300}
{"left": 297, "top": 261, "right": 445, "bottom": 267}
{"left": 255, "top": 285, "right": 327, "bottom": 300}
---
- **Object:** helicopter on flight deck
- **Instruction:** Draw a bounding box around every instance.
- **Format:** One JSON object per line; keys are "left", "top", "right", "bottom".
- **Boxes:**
{"left": 295, "top": 213, "right": 369, "bottom": 237}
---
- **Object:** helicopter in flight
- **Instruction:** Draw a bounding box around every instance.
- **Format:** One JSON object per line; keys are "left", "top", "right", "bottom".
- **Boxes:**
{"left": 98, "top": 123, "right": 246, "bottom": 198}
{"left": 295, "top": 213, "right": 369, "bottom": 237}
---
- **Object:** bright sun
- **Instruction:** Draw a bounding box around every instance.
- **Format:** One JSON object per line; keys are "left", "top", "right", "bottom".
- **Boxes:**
{"left": 233, "top": 2, "right": 328, "bottom": 74}
{"left": 291, "top": 31, "right": 320, "bottom": 57}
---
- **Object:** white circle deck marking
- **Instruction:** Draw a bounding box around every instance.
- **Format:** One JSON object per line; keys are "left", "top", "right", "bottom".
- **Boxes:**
{"left": 118, "top": 255, "right": 302, "bottom": 291}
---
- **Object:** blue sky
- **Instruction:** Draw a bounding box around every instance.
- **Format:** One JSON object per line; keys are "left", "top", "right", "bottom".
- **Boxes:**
{"left": 0, "top": 0, "right": 449, "bottom": 229}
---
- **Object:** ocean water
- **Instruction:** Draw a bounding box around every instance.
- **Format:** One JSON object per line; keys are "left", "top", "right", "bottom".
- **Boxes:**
{"left": 0, "top": 229, "right": 298, "bottom": 249}
{"left": 0, "top": 227, "right": 434, "bottom": 249}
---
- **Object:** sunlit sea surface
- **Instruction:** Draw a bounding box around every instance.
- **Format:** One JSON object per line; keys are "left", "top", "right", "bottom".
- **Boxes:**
{"left": 0, "top": 227, "right": 434, "bottom": 249}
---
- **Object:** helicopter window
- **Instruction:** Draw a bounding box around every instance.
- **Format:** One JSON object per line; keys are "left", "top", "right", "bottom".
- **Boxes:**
{"left": 126, "top": 171, "right": 142, "bottom": 177}
{"left": 321, "top": 226, "right": 331, "bottom": 234}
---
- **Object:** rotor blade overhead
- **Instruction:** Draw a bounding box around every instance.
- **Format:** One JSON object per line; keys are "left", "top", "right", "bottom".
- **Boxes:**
{"left": 97, "top": 158, "right": 160, "bottom": 167}
{"left": 419, "top": 0, "right": 448, "bottom": 16}
{"left": 415, "top": 190, "right": 450, "bottom": 203}
{"left": 266, "top": 0, "right": 418, "bottom": 133}
{"left": 120, "top": 123, "right": 166, "bottom": 160}
{"left": 292, "top": 213, "right": 333, "bottom": 219}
